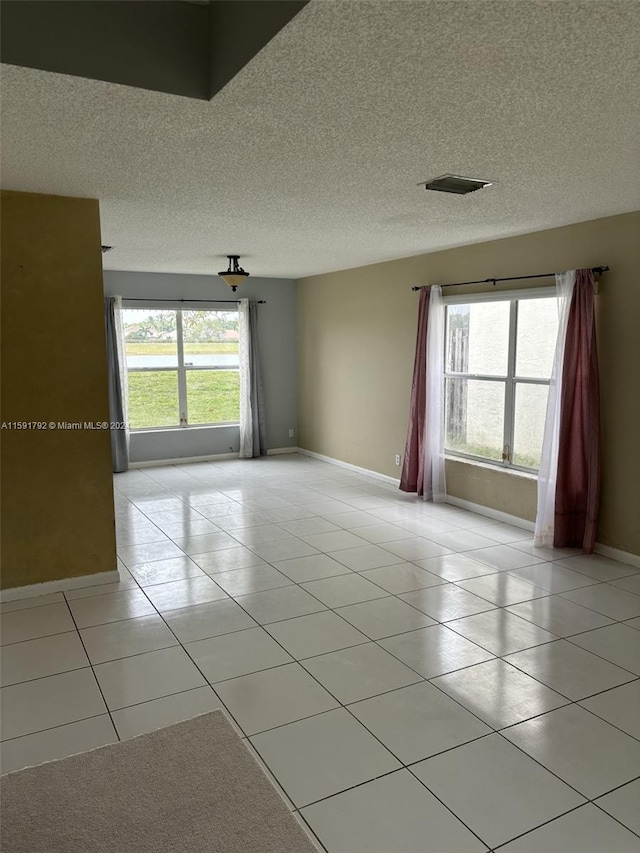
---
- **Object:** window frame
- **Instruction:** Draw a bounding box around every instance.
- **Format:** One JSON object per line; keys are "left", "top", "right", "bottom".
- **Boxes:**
{"left": 122, "top": 301, "right": 240, "bottom": 431}
{"left": 443, "top": 286, "right": 556, "bottom": 474}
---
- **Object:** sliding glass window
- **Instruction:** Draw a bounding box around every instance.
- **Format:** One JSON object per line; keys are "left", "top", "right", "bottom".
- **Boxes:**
{"left": 122, "top": 307, "right": 240, "bottom": 430}
{"left": 444, "top": 291, "right": 558, "bottom": 472}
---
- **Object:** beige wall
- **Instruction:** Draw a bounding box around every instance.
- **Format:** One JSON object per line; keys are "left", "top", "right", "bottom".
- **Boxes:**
{"left": 1, "top": 190, "right": 117, "bottom": 589}
{"left": 297, "top": 212, "right": 640, "bottom": 555}
{"left": 446, "top": 458, "right": 537, "bottom": 523}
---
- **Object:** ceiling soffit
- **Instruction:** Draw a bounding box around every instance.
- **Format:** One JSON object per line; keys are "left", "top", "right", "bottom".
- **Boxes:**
{"left": 0, "top": 0, "right": 308, "bottom": 100}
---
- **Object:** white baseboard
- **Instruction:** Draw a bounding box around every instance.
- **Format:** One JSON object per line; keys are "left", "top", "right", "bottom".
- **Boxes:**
{"left": 434, "top": 497, "right": 640, "bottom": 566}
{"left": 0, "top": 570, "right": 120, "bottom": 603}
{"left": 292, "top": 454, "right": 534, "bottom": 530}
{"left": 129, "top": 447, "right": 299, "bottom": 468}
{"left": 445, "top": 496, "right": 535, "bottom": 531}
{"left": 594, "top": 543, "right": 640, "bottom": 569}
{"left": 130, "top": 452, "right": 239, "bottom": 468}
{"left": 267, "top": 450, "right": 640, "bottom": 565}
{"left": 297, "top": 448, "right": 402, "bottom": 487}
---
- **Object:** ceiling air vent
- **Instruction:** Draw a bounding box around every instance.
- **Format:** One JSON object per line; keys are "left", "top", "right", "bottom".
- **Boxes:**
{"left": 422, "top": 175, "right": 493, "bottom": 195}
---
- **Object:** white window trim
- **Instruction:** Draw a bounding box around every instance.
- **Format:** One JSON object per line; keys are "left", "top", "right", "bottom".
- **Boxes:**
{"left": 443, "top": 285, "right": 555, "bottom": 305}
{"left": 443, "top": 287, "right": 556, "bottom": 474}
{"left": 122, "top": 301, "right": 240, "bottom": 431}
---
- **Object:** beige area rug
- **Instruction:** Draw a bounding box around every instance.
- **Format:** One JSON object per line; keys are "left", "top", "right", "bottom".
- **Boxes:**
{"left": 0, "top": 710, "right": 317, "bottom": 853}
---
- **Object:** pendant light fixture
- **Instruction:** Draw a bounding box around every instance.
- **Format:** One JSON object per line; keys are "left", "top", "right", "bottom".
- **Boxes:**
{"left": 218, "top": 255, "right": 250, "bottom": 291}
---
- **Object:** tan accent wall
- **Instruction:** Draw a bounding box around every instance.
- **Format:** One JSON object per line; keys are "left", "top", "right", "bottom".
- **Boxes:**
{"left": 297, "top": 212, "right": 640, "bottom": 555}
{"left": 1, "top": 190, "right": 117, "bottom": 589}
{"left": 446, "top": 459, "right": 537, "bottom": 522}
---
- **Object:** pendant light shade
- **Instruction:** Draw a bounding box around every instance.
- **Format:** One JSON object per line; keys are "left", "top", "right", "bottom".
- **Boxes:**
{"left": 218, "top": 255, "right": 249, "bottom": 291}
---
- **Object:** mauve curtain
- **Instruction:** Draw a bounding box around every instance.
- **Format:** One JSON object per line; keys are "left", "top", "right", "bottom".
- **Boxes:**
{"left": 400, "top": 287, "right": 430, "bottom": 494}
{"left": 425, "top": 285, "right": 446, "bottom": 502}
{"left": 554, "top": 269, "right": 601, "bottom": 551}
{"left": 239, "top": 299, "right": 267, "bottom": 458}
{"left": 105, "top": 297, "right": 129, "bottom": 473}
{"left": 400, "top": 286, "right": 446, "bottom": 500}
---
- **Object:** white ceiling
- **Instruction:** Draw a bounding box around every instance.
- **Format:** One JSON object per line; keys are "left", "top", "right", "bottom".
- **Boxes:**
{"left": 1, "top": 0, "right": 639, "bottom": 279}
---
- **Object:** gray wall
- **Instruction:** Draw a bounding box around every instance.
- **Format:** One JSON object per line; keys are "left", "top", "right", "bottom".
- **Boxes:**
{"left": 103, "top": 270, "right": 297, "bottom": 464}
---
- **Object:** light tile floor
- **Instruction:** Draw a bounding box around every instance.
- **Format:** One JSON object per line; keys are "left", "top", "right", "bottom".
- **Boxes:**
{"left": 1, "top": 454, "right": 639, "bottom": 852}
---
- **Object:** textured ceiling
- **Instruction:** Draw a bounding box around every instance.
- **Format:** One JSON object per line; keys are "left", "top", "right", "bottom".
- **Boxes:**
{"left": 1, "top": 0, "right": 639, "bottom": 279}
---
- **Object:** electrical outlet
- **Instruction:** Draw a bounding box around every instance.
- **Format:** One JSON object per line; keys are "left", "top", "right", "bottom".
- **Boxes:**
{"left": 289, "top": 429, "right": 295, "bottom": 438}
{"left": 395, "top": 454, "right": 401, "bottom": 466}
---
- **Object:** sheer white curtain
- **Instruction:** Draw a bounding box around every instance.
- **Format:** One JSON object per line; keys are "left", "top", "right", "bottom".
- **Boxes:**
{"left": 423, "top": 285, "right": 447, "bottom": 502}
{"left": 238, "top": 298, "right": 267, "bottom": 458}
{"left": 534, "top": 271, "right": 574, "bottom": 546}
{"left": 238, "top": 298, "right": 253, "bottom": 458}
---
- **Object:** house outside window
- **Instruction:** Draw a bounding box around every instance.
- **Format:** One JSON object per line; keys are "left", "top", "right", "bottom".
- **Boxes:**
{"left": 122, "top": 307, "right": 239, "bottom": 429}
{"left": 444, "top": 290, "right": 559, "bottom": 472}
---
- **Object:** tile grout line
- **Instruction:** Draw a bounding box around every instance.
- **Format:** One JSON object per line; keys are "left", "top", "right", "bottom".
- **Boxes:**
{"left": 61, "top": 594, "right": 121, "bottom": 745}
{"left": 487, "top": 801, "right": 600, "bottom": 851}
{"left": 194, "top": 554, "right": 637, "bottom": 849}
{"left": 5, "top": 583, "right": 639, "bottom": 743}
{"left": 214, "top": 507, "right": 640, "bottom": 842}
{"left": 4, "top": 457, "right": 640, "bottom": 847}
{"left": 125, "top": 584, "right": 250, "bottom": 740}
{"left": 590, "top": 784, "right": 640, "bottom": 842}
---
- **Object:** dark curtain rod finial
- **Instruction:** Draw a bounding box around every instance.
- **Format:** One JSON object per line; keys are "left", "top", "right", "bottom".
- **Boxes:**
{"left": 411, "top": 266, "right": 610, "bottom": 291}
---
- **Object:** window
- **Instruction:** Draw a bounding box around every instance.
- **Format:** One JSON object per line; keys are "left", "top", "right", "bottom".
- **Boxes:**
{"left": 444, "top": 291, "right": 558, "bottom": 472}
{"left": 122, "top": 307, "right": 240, "bottom": 430}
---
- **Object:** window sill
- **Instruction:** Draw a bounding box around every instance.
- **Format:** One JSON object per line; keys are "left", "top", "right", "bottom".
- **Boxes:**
{"left": 131, "top": 423, "right": 239, "bottom": 434}
{"left": 444, "top": 455, "right": 538, "bottom": 482}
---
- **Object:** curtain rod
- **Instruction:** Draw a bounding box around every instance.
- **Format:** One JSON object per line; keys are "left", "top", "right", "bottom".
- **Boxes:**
{"left": 411, "top": 266, "right": 609, "bottom": 291}
{"left": 121, "top": 298, "right": 266, "bottom": 304}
